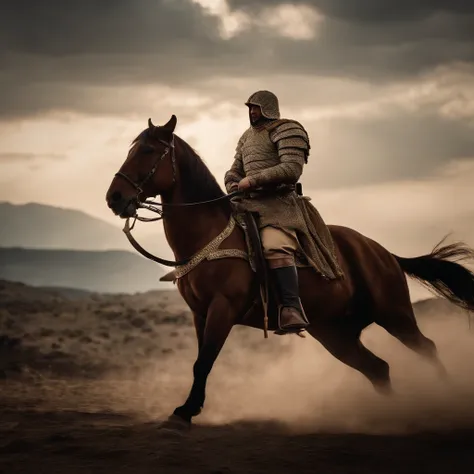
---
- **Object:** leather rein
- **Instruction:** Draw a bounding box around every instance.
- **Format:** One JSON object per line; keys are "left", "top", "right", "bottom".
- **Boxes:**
{"left": 114, "top": 133, "right": 245, "bottom": 268}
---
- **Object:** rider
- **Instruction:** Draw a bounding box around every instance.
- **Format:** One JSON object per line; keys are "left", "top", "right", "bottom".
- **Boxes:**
{"left": 224, "top": 90, "right": 343, "bottom": 334}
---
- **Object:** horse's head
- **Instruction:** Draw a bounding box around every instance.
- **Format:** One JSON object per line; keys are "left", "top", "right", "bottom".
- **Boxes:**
{"left": 106, "top": 115, "right": 177, "bottom": 218}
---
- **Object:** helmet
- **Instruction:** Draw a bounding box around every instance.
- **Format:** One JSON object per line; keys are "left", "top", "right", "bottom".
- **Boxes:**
{"left": 245, "top": 90, "right": 280, "bottom": 120}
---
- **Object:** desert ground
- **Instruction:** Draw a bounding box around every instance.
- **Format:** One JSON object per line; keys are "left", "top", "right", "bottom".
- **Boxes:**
{"left": 1, "top": 279, "right": 474, "bottom": 473}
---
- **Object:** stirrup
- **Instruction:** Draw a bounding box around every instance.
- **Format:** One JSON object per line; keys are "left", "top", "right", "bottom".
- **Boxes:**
{"left": 274, "top": 328, "right": 307, "bottom": 338}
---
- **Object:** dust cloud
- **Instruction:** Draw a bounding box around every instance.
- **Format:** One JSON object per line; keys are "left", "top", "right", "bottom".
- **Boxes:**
{"left": 96, "top": 308, "right": 474, "bottom": 435}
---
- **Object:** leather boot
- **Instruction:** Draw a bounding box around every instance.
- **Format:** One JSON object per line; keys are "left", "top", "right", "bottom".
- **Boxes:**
{"left": 270, "top": 265, "right": 310, "bottom": 333}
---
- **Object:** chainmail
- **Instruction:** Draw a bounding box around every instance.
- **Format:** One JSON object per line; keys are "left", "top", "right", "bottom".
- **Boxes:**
{"left": 245, "top": 90, "right": 280, "bottom": 120}
{"left": 224, "top": 119, "right": 310, "bottom": 192}
{"left": 224, "top": 119, "right": 344, "bottom": 280}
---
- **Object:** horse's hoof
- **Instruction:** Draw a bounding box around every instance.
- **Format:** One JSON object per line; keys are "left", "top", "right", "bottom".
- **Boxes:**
{"left": 159, "top": 414, "right": 191, "bottom": 434}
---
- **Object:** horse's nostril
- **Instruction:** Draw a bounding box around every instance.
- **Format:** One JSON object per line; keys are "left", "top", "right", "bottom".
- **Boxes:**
{"left": 111, "top": 191, "right": 122, "bottom": 202}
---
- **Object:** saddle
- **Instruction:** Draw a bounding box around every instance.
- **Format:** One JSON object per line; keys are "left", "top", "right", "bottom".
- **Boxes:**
{"left": 159, "top": 185, "right": 308, "bottom": 336}
{"left": 159, "top": 210, "right": 303, "bottom": 337}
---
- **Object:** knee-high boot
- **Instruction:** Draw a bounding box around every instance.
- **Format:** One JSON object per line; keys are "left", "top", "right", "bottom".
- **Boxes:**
{"left": 269, "top": 265, "right": 310, "bottom": 332}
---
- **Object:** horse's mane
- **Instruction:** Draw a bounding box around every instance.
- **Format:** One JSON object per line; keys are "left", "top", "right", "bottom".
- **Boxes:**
{"left": 131, "top": 130, "right": 148, "bottom": 147}
{"left": 174, "top": 135, "right": 231, "bottom": 214}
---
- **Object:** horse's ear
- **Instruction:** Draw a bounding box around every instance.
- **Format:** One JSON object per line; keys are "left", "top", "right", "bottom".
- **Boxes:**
{"left": 163, "top": 115, "right": 177, "bottom": 133}
{"left": 148, "top": 118, "right": 154, "bottom": 129}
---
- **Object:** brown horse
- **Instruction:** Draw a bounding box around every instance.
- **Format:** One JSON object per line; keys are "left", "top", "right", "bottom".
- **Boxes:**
{"left": 106, "top": 115, "right": 474, "bottom": 427}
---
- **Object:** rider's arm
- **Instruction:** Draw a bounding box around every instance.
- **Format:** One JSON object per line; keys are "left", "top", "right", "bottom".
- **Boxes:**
{"left": 224, "top": 136, "right": 245, "bottom": 193}
{"left": 247, "top": 152, "right": 305, "bottom": 188}
{"left": 247, "top": 123, "right": 309, "bottom": 188}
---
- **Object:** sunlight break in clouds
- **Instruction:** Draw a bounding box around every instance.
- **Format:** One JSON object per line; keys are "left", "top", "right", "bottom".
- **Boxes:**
{"left": 192, "top": 0, "right": 250, "bottom": 39}
{"left": 194, "top": 0, "right": 323, "bottom": 40}
{"left": 258, "top": 4, "right": 323, "bottom": 40}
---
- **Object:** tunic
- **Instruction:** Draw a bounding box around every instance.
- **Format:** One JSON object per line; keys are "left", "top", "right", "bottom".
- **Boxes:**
{"left": 224, "top": 119, "right": 344, "bottom": 280}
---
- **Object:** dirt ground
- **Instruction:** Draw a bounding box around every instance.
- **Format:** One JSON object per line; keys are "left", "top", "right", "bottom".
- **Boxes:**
{"left": 1, "top": 386, "right": 473, "bottom": 474}
{"left": 1, "top": 281, "right": 474, "bottom": 473}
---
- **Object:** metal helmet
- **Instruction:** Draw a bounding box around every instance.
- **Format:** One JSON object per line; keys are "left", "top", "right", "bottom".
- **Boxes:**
{"left": 245, "top": 90, "right": 280, "bottom": 120}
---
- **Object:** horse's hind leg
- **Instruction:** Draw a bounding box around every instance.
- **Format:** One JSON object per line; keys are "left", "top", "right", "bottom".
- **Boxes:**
{"left": 308, "top": 324, "right": 393, "bottom": 395}
{"left": 375, "top": 309, "right": 448, "bottom": 380}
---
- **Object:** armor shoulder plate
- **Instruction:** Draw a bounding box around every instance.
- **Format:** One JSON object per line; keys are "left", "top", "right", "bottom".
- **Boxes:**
{"left": 268, "top": 119, "right": 311, "bottom": 161}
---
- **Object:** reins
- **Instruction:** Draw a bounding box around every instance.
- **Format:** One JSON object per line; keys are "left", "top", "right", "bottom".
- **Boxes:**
{"left": 122, "top": 190, "right": 247, "bottom": 267}
{"left": 143, "top": 189, "right": 245, "bottom": 209}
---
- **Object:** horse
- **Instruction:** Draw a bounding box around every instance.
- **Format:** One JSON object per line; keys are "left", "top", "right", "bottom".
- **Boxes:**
{"left": 105, "top": 115, "right": 474, "bottom": 427}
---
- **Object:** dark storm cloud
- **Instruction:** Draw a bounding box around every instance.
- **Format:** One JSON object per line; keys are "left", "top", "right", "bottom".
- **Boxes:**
{"left": 0, "top": 0, "right": 262, "bottom": 119}
{"left": 0, "top": 0, "right": 219, "bottom": 55}
{"left": 228, "top": 0, "right": 474, "bottom": 80}
{"left": 0, "top": 0, "right": 229, "bottom": 86}
{"left": 1, "top": 0, "right": 474, "bottom": 119}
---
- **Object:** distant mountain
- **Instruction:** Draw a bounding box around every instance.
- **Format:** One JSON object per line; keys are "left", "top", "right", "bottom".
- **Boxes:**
{"left": 0, "top": 200, "right": 173, "bottom": 256}
{"left": 0, "top": 202, "right": 129, "bottom": 250}
{"left": 0, "top": 248, "right": 167, "bottom": 294}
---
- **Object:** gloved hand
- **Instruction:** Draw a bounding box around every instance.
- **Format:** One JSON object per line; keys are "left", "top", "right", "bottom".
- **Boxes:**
{"left": 238, "top": 177, "right": 252, "bottom": 191}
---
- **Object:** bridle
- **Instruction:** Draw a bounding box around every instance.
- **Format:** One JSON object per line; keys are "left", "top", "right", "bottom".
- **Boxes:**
{"left": 114, "top": 134, "right": 177, "bottom": 205}
{"left": 114, "top": 131, "right": 243, "bottom": 215}
{"left": 113, "top": 131, "right": 244, "bottom": 267}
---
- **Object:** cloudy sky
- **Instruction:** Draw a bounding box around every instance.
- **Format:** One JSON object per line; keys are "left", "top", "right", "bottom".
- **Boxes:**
{"left": 1, "top": 1, "right": 474, "bottom": 297}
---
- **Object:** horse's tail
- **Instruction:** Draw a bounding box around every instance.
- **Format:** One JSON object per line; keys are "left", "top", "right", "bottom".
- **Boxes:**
{"left": 392, "top": 237, "right": 474, "bottom": 312}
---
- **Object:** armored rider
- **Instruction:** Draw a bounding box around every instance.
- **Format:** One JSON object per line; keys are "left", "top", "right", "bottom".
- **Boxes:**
{"left": 224, "top": 90, "right": 343, "bottom": 334}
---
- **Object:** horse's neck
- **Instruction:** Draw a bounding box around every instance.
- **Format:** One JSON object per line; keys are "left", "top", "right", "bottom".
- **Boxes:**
{"left": 161, "top": 187, "right": 230, "bottom": 261}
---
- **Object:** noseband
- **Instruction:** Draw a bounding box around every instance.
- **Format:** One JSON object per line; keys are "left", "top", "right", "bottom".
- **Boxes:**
{"left": 114, "top": 134, "right": 176, "bottom": 198}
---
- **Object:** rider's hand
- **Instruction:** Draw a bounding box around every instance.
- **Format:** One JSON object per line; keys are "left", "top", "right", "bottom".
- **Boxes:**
{"left": 238, "top": 177, "right": 252, "bottom": 191}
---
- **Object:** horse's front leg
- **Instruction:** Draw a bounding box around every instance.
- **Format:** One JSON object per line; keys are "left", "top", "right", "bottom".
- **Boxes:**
{"left": 192, "top": 310, "right": 205, "bottom": 353}
{"left": 171, "top": 294, "right": 236, "bottom": 425}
